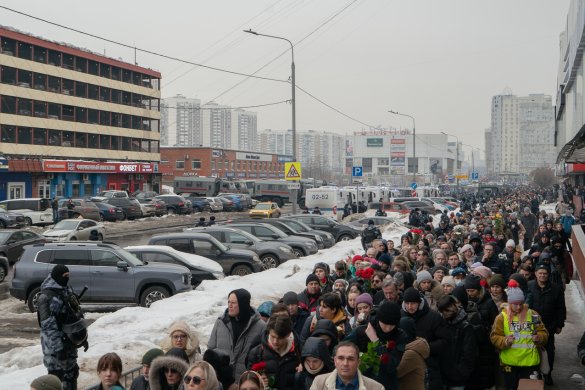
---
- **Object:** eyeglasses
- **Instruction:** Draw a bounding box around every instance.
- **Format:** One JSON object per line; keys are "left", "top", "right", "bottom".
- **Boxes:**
{"left": 372, "top": 279, "right": 382, "bottom": 284}
{"left": 165, "top": 368, "right": 179, "bottom": 374}
{"left": 184, "top": 375, "right": 205, "bottom": 385}
{"left": 172, "top": 334, "right": 187, "bottom": 340}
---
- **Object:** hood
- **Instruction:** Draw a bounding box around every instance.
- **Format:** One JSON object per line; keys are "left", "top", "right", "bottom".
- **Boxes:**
{"left": 405, "top": 337, "right": 430, "bottom": 359}
{"left": 401, "top": 295, "right": 428, "bottom": 319}
{"left": 149, "top": 355, "right": 189, "bottom": 390}
{"left": 226, "top": 247, "right": 259, "bottom": 258}
{"left": 469, "top": 232, "right": 481, "bottom": 243}
{"left": 282, "top": 236, "right": 315, "bottom": 245}
{"left": 301, "top": 337, "right": 334, "bottom": 371}
{"left": 311, "top": 318, "right": 339, "bottom": 346}
{"left": 43, "top": 229, "right": 72, "bottom": 237}
{"left": 41, "top": 274, "right": 68, "bottom": 292}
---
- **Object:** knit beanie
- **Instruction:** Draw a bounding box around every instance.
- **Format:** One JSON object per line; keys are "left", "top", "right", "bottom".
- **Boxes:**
{"left": 142, "top": 348, "right": 164, "bottom": 365}
{"left": 51, "top": 264, "right": 70, "bottom": 287}
{"left": 505, "top": 239, "right": 516, "bottom": 249}
{"left": 451, "top": 267, "right": 467, "bottom": 277}
{"left": 431, "top": 265, "right": 448, "bottom": 277}
{"left": 282, "top": 291, "right": 299, "bottom": 305}
{"left": 464, "top": 274, "right": 481, "bottom": 291}
{"left": 257, "top": 301, "right": 274, "bottom": 318}
{"left": 166, "top": 347, "right": 190, "bottom": 364}
{"left": 460, "top": 244, "right": 473, "bottom": 253}
{"left": 352, "top": 255, "right": 363, "bottom": 264}
{"left": 506, "top": 279, "right": 525, "bottom": 304}
{"left": 168, "top": 320, "right": 191, "bottom": 338}
{"left": 489, "top": 274, "right": 506, "bottom": 289}
{"left": 509, "top": 273, "right": 527, "bottom": 291}
{"left": 441, "top": 275, "right": 456, "bottom": 287}
{"left": 30, "top": 374, "right": 62, "bottom": 390}
{"left": 306, "top": 274, "right": 320, "bottom": 285}
{"left": 355, "top": 293, "right": 373, "bottom": 307}
{"left": 452, "top": 285, "right": 469, "bottom": 308}
{"left": 416, "top": 270, "right": 432, "bottom": 283}
{"left": 376, "top": 301, "right": 401, "bottom": 325}
{"left": 472, "top": 265, "right": 493, "bottom": 280}
{"left": 403, "top": 287, "right": 421, "bottom": 303}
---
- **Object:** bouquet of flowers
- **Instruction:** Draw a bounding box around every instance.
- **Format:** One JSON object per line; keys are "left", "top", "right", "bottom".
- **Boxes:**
{"left": 356, "top": 267, "right": 375, "bottom": 292}
{"left": 492, "top": 212, "right": 504, "bottom": 236}
{"left": 250, "top": 362, "right": 276, "bottom": 390}
{"left": 409, "top": 228, "right": 423, "bottom": 245}
{"left": 359, "top": 340, "right": 397, "bottom": 376}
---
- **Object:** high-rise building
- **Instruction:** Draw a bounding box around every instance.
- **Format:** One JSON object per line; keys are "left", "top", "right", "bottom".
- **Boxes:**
{"left": 484, "top": 129, "right": 494, "bottom": 175}
{"left": 258, "top": 129, "right": 293, "bottom": 156}
{"left": 201, "top": 101, "right": 231, "bottom": 148}
{"left": 160, "top": 94, "right": 201, "bottom": 146}
{"left": 230, "top": 109, "right": 257, "bottom": 151}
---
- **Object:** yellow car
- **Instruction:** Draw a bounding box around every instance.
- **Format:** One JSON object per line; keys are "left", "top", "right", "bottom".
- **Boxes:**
{"left": 249, "top": 202, "right": 281, "bottom": 218}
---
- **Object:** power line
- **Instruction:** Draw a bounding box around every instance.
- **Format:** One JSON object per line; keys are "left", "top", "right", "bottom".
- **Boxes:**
{"left": 0, "top": 5, "right": 288, "bottom": 84}
{"left": 160, "top": 99, "right": 290, "bottom": 111}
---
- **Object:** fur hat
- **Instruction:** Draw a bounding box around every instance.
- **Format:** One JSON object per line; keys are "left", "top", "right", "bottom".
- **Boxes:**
{"left": 441, "top": 275, "right": 456, "bottom": 287}
{"left": 505, "top": 239, "right": 516, "bottom": 248}
{"left": 472, "top": 265, "right": 493, "bottom": 280}
{"left": 460, "top": 244, "right": 474, "bottom": 253}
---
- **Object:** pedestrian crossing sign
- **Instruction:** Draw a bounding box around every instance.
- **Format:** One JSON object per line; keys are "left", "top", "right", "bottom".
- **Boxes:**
{"left": 285, "top": 162, "right": 302, "bottom": 181}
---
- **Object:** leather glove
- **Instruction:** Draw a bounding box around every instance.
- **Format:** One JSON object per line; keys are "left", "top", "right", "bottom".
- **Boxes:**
{"left": 82, "top": 340, "right": 89, "bottom": 352}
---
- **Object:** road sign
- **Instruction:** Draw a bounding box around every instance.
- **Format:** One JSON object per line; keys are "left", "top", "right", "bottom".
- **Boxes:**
{"left": 284, "top": 162, "right": 302, "bottom": 181}
{"left": 471, "top": 172, "right": 479, "bottom": 180}
{"left": 287, "top": 182, "right": 300, "bottom": 189}
{"left": 411, "top": 190, "right": 417, "bottom": 197}
{"left": 456, "top": 174, "right": 468, "bottom": 180}
{"left": 410, "top": 182, "right": 418, "bottom": 190}
{"left": 352, "top": 166, "right": 363, "bottom": 177}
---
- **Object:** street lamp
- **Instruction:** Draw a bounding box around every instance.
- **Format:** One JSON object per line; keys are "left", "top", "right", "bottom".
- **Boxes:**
{"left": 245, "top": 29, "right": 297, "bottom": 213}
{"left": 441, "top": 131, "right": 460, "bottom": 187}
{"left": 388, "top": 110, "right": 416, "bottom": 180}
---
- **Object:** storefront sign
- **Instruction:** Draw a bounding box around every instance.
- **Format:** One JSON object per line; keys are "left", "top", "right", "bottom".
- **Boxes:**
{"left": 236, "top": 152, "right": 272, "bottom": 162}
{"left": 0, "top": 158, "right": 8, "bottom": 171}
{"left": 43, "top": 160, "right": 157, "bottom": 174}
{"left": 277, "top": 155, "right": 294, "bottom": 163}
{"left": 367, "top": 138, "right": 384, "bottom": 147}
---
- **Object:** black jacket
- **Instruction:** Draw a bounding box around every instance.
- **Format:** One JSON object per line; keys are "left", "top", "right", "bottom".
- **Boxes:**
{"left": 297, "top": 288, "right": 320, "bottom": 313}
{"left": 294, "top": 337, "right": 333, "bottom": 390}
{"left": 247, "top": 333, "right": 300, "bottom": 390}
{"left": 440, "top": 308, "right": 478, "bottom": 386}
{"left": 528, "top": 279, "right": 566, "bottom": 331}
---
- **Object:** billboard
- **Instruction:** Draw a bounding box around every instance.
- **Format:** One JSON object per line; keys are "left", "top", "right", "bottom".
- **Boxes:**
{"left": 367, "top": 138, "right": 384, "bottom": 147}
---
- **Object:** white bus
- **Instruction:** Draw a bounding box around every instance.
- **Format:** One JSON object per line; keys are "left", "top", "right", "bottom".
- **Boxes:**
{"left": 305, "top": 187, "right": 343, "bottom": 217}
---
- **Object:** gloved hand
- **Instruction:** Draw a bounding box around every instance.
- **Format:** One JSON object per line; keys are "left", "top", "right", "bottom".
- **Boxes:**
{"left": 82, "top": 340, "right": 89, "bottom": 352}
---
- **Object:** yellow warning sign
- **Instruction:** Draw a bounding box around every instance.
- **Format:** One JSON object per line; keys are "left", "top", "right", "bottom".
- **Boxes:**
{"left": 285, "top": 162, "right": 302, "bottom": 181}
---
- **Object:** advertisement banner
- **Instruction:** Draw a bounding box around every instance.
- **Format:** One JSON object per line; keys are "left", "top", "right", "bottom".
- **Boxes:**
{"left": 367, "top": 138, "right": 384, "bottom": 147}
{"left": 43, "top": 160, "right": 157, "bottom": 173}
{"left": 390, "top": 151, "right": 405, "bottom": 157}
{"left": 391, "top": 157, "right": 405, "bottom": 166}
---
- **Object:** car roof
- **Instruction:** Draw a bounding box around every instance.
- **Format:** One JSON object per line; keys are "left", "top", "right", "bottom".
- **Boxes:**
{"left": 150, "top": 232, "right": 215, "bottom": 239}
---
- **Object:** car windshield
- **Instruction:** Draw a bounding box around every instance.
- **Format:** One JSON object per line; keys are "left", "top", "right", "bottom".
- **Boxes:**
{"left": 53, "top": 220, "right": 80, "bottom": 230}
{"left": 255, "top": 204, "right": 272, "bottom": 210}
{"left": 281, "top": 219, "right": 311, "bottom": 232}
{"left": 117, "top": 248, "right": 144, "bottom": 266}
{"left": 0, "top": 231, "right": 13, "bottom": 243}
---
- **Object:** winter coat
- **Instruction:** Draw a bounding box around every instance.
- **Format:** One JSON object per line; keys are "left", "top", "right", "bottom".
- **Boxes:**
{"left": 130, "top": 375, "right": 149, "bottom": 390}
{"left": 481, "top": 253, "right": 509, "bottom": 279}
{"left": 207, "top": 308, "right": 266, "bottom": 378}
{"left": 520, "top": 213, "right": 538, "bottom": 243}
{"left": 361, "top": 226, "right": 382, "bottom": 249}
{"left": 309, "top": 369, "right": 384, "bottom": 390}
{"left": 440, "top": 308, "right": 478, "bottom": 386}
{"left": 300, "top": 310, "right": 350, "bottom": 346}
{"left": 397, "top": 337, "right": 430, "bottom": 390}
{"left": 246, "top": 333, "right": 300, "bottom": 390}
{"left": 298, "top": 289, "right": 321, "bottom": 313}
{"left": 148, "top": 355, "right": 189, "bottom": 390}
{"left": 528, "top": 279, "right": 566, "bottom": 332}
{"left": 291, "top": 307, "right": 311, "bottom": 336}
{"left": 295, "top": 337, "right": 333, "bottom": 390}
{"left": 467, "top": 291, "right": 498, "bottom": 390}
{"left": 413, "top": 279, "right": 443, "bottom": 311}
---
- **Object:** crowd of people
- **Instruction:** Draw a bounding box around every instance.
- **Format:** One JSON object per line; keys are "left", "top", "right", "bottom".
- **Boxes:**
{"left": 32, "top": 186, "right": 583, "bottom": 390}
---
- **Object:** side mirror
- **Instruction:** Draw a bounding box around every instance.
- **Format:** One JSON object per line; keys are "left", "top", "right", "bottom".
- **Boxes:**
{"left": 117, "top": 260, "right": 129, "bottom": 271}
{"left": 244, "top": 240, "right": 253, "bottom": 245}
{"left": 77, "top": 226, "right": 84, "bottom": 230}
{"left": 215, "top": 249, "right": 222, "bottom": 256}
{"left": 271, "top": 234, "right": 279, "bottom": 239}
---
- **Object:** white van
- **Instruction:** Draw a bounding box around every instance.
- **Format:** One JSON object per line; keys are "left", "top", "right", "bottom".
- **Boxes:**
{"left": 0, "top": 198, "right": 53, "bottom": 225}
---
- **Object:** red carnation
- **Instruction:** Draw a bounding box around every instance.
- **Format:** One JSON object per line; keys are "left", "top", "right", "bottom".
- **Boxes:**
{"left": 320, "top": 277, "right": 327, "bottom": 284}
{"left": 386, "top": 340, "right": 396, "bottom": 350}
{"left": 480, "top": 279, "right": 488, "bottom": 287}
{"left": 380, "top": 353, "right": 390, "bottom": 364}
{"left": 251, "top": 362, "right": 266, "bottom": 372}
{"left": 362, "top": 268, "right": 375, "bottom": 280}
{"left": 356, "top": 269, "right": 363, "bottom": 278}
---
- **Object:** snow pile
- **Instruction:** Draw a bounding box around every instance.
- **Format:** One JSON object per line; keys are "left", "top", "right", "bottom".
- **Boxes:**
{"left": 0, "top": 224, "right": 408, "bottom": 388}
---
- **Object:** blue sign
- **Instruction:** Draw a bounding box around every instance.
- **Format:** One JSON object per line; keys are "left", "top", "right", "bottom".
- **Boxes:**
{"left": 352, "top": 166, "right": 363, "bottom": 177}
{"left": 410, "top": 182, "right": 418, "bottom": 190}
{"left": 471, "top": 172, "right": 479, "bottom": 180}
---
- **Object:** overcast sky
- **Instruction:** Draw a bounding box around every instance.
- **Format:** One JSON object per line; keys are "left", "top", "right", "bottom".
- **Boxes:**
{"left": 0, "top": 0, "right": 571, "bottom": 155}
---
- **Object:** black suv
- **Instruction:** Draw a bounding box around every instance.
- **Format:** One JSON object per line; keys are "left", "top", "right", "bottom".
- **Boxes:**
{"left": 230, "top": 218, "right": 330, "bottom": 249}
{"left": 93, "top": 197, "right": 143, "bottom": 220}
{"left": 154, "top": 195, "right": 190, "bottom": 215}
{"left": 10, "top": 242, "right": 192, "bottom": 312}
{"left": 148, "top": 232, "right": 263, "bottom": 276}
{"left": 283, "top": 214, "right": 361, "bottom": 242}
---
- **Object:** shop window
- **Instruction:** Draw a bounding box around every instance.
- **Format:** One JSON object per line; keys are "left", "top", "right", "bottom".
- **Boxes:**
{"left": 88, "top": 109, "right": 99, "bottom": 124}
{"left": 141, "top": 140, "right": 150, "bottom": 152}
{"left": 1, "top": 125, "right": 16, "bottom": 142}
{"left": 33, "top": 128, "right": 47, "bottom": 145}
{"left": 48, "top": 50, "right": 61, "bottom": 66}
{"left": 111, "top": 89, "right": 120, "bottom": 104}
{"left": 75, "top": 56, "right": 87, "bottom": 72}
{"left": 111, "top": 66, "right": 121, "bottom": 81}
{"left": 62, "top": 105, "right": 74, "bottom": 121}
{"left": 62, "top": 131, "right": 74, "bottom": 147}
{"left": 1, "top": 38, "right": 16, "bottom": 56}
{"left": 48, "top": 76, "right": 61, "bottom": 93}
{"left": 38, "top": 180, "right": 51, "bottom": 198}
{"left": 111, "top": 136, "right": 120, "bottom": 150}
{"left": 75, "top": 132, "right": 87, "bottom": 148}
{"left": 1, "top": 96, "right": 16, "bottom": 114}
{"left": 17, "top": 69, "right": 32, "bottom": 87}
{"left": 62, "top": 53, "right": 74, "bottom": 70}
{"left": 122, "top": 114, "right": 131, "bottom": 128}
{"left": 1, "top": 66, "right": 16, "bottom": 84}
{"left": 34, "top": 101, "right": 46, "bottom": 117}
{"left": 48, "top": 130, "right": 61, "bottom": 146}
{"left": 100, "top": 135, "right": 110, "bottom": 149}
{"left": 34, "top": 73, "right": 46, "bottom": 90}
{"left": 18, "top": 98, "right": 32, "bottom": 115}
{"left": 48, "top": 103, "right": 61, "bottom": 119}
{"left": 88, "top": 84, "right": 99, "bottom": 100}
{"left": 192, "top": 160, "right": 201, "bottom": 169}
{"left": 111, "top": 112, "right": 122, "bottom": 127}
{"left": 99, "top": 87, "right": 110, "bottom": 102}
{"left": 122, "top": 137, "right": 131, "bottom": 151}
{"left": 122, "top": 69, "right": 132, "bottom": 83}
{"left": 88, "top": 133, "right": 98, "bottom": 148}
{"left": 100, "top": 63, "right": 110, "bottom": 78}
{"left": 62, "top": 79, "right": 74, "bottom": 95}
{"left": 87, "top": 60, "right": 99, "bottom": 75}
{"left": 100, "top": 111, "right": 111, "bottom": 126}
{"left": 18, "top": 127, "right": 32, "bottom": 144}
{"left": 75, "top": 81, "right": 87, "bottom": 98}
{"left": 176, "top": 160, "right": 185, "bottom": 169}
{"left": 75, "top": 107, "right": 87, "bottom": 123}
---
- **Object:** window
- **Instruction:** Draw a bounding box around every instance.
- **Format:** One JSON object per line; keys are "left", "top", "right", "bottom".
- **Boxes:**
{"left": 100, "top": 111, "right": 110, "bottom": 126}
{"left": 99, "top": 87, "right": 110, "bottom": 102}
{"left": 111, "top": 112, "right": 122, "bottom": 127}
{"left": 192, "top": 240, "right": 217, "bottom": 257}
{"left": 33, "top": 128, "right": 46, "bottom": 145}
{"left": 111, "top": 89, "right": 120, "bottom": 104}
{"left": 17, "top": 42, "right": 32, "bottom": 60}
{"left": 140, "top": 140, "right": 149, "bottom": 152}
{"left": 122, "top": 137, "right": 131, "bottom": 151}
{"left": 122, "top": 69, "right": 132, "bottom": 83}
{"left": 62, "top": 79, "right": 74, "bottom": 95}
{"left": 74, "top": 130, "right": 87, "bottom": 147}
{"left": 62, "top": 53, "right": 74, "bottom": 69}
{"left": 62, "top": 131, "right": 74, "bottom": 147}
{"left": 75, "top": 107, "right": 87, "bottom": 123}
{"left": 141, "top": 252, "right": 179, "bottom": 265}
{"left": 34, "top": 73, "right": 46, "bottom": 90}
{"left": 122, "top": 114, "right": 131, "bottom": 128}
{"left": 91, "top": 250, "right": 121, "bottom": 267}
{"left": 48, "top": 76, "right": 60, "bottom": 93}
{"left": 62, "top": 105, "right": 74, "bottom": 121}
{"left": 253, "top": 226, "right": 274, "bottom": 239}
{"left": 121, "top": 91, "right": 131, "bottom": 105}
{"left": 36, "top": 250, "right": 52, "bottom": 264}
{"left": 18, "top": 98, "right": 32, "bottom": 115}
{"left": 176, "top": 160, "right": 185, "bottom": 169}
{"left": 88, "top": 84, "right": 99, "bottom": 100}
{"left": 1, "top": 125, "right": 16, "bottom": 142}
{"left": 111, "top": 66, "right": 121, "bottom": 80}
{"left": 53, "top": 250, "right": 90, "bottom": 266}
{"left": 100, "top": 135, "right": 110, "bottom": 149}
{"left": 167, "top": 238, "right": 191, "bottom": 253}
{"left": 75, "top": 56, "right": 87, "bottom": 72}
{"left": 192, "top": 160, "right": 201, "bottom": 169}
{"left": 48, "top": 130, "right": 61, "bottom": 146}
{"left": 111, "top": 136, "right": 120, "bottom": 150}
{"left": 87, "top": 60, "right": 99, "bottom": 75}
{"left": 88, "top": 133, "right": 98, "bottom": 148}
{"left": 1, "top": 66, "right": 16, "bottom": 84}
{"left": 88, "top": 109, "right": 99, "bottom": 124}
{"left": 150, "top": 140, "right": 159, "bottom": 153}
{"left": 17, "top": 69, "right": 32, "bottom": 87}
{"left": 99, "top": 63, "right": 110, "bottom": 78}
{"left": 226, "top": 232, "right": 249, "bottom": 244}
{"left": 18, "top": 127, "right": 32, "bottom": 144}
{"left": 1, "top": 96, "right": 16, "bottom": 114}
{"left": 1, "top": 38, "right": 16, "bottom": 56}
{"left": 48, "top": 103, "right": 61, "bottom": 119}
{"left": 131, "top": 139, "right": 140, "bottom": 152}
{"left": 132, "top": 116, "right": 141, "bottom": 130}
{"left": 48, "top": 50, "right": 61, "bottom": 66}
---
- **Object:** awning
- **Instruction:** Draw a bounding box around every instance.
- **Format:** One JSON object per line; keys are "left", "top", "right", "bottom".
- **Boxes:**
{"left": 557, "top": 123, "right": 585, "bottom": 163}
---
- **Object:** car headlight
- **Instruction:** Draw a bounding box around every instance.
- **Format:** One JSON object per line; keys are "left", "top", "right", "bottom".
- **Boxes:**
{"left": 315, "top": 236, "right": 323, "bottom": 243}
{"left": 279, "top": 246, "right": 292, "bottom": 253}
{"left": 325, "top": 233, "right": 334, "bottom": 240}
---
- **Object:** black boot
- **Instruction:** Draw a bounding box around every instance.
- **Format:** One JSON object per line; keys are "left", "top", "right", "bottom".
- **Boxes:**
{"left": 544, "top": 373, "right": 554, "bottom": 385}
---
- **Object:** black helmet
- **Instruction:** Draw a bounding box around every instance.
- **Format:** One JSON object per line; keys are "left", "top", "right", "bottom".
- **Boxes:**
{"left": 62, "top": 319, "right": 88, "bottom": 347}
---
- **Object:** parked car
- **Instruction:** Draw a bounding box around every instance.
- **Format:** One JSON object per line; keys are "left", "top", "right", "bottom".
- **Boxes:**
{"left": 205, "top": 197, "right": 224, "bottom": 212}
{"left": 218, "top": 194, "right": 245, "bottom": 211}
{"left": 10, "top": 241, "right": 192, "bottom": 312}
{"left": 0, "top": 229, "right": 46, "bottom": 264}
{"left": 0, "top": 256, "right": 7, "bottom": 283}
{"left": 125, "top": 245, "right": 224, "bottom": 287}
{"left": 0, "top": 198, "right": 53, "bottom": 226}
{"left": 401, "top": 201, "right": 436, "bottom": 215}
{"left": 57, "top": 198, "right": 101, "bottom": 221}
{"left": 186, "top": 226, "right": 296, "bottom": 269}
{"left": 249, "top": 202, "right": 281, "bottom": 219}
{"left": 135, "top": 199, "right": 157, "bottom": 217}
{"left": 368, "top": 202, "right": 411, "bottom": 215}
{"left": 429, "top": 197, "right": 456, "bottom": 211}
{"left": 96, "top": 197, "right": 143, "bottom": 220}
{"left": 147, "top": 198, "right": 168, "bottom": 216}
{"left": 154, "top": 195, "right": 190, "bottom": 215}
{"left": 93, "top": 201, "right": 125, "bottom": 222}
{"left": 231, "top": 218, "right": 327, "bottom": 249}
{"left": 283, "top": 215, "right": 361, "bottom": 242}
{"left": 132, "top": 191, "right": 158, "bottom": 200}
{"left": 218, "top": 197, "right": 237, "bottom": 212}
{"left": 217, "top": 193, "right": 253, "bottom": 209}
{"left": 183, "top": 196, "right": 211, "bottom": 212}
{"left": 43, "top": 219, "right": 105, "bottom": 242}
{"left": 224, "top": 222, "right": 318, "bottom": 258}
{"left": 147, "top": 232, "right": 263, "bottom": 276}
{"left": 273, "top": 218, "right": 336, "bottom": 248}
{"left": 0, "top": 208, "right": 26, "bottom": 229}
{"left": 97, "top": 190, "right": 129, "bottom": 199}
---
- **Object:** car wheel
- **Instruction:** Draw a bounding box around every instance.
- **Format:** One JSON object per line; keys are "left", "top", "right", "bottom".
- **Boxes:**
{"left": 24, "top": 217, "right": 33, "bottom": 226}
{"left": 231, "top": 265, "right": 253, "bottom": 276}
{"left": 260, "top": 254, "right": 279, "bottom": 270}
{"left": 337, "top": 234, "right": 352, "bottom": 242}
{"left": 0, "top": 220, "right": 6, "bottom": 229}
{"left": 97, "top": 233, "right": 104, "bottom": 241}
{"left": 140, "top": 286, "right": 170, "bottom": 308}
{"left": 0, "top": 266, "right": 6, "bottom": 283}
{"left": 292, "top": 248, "right": 304, "bottom": 258}
{"left": 167, "top": 207, "right": 175, "bottom": 215}
{"left": 27, "top": 286, "right": 41, "bottom": 313}
{"left": 69, "top": 236, "right": 77, "bottom": 241}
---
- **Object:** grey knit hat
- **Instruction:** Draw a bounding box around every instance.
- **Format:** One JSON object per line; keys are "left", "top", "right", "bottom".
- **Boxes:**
{"left": 416, "top": 270, "right": 432, "bottom": 283}
{"left": 30, "top": 374, "right": 62, "bottom": 390}
{"left": 506, "top": 280, "right": 525, "bottom": 304}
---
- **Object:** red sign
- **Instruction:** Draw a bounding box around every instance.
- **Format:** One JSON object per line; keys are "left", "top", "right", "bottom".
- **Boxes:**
{"left": 390, "top": 151, "right": 405, "bottom": 157}
{"left": 390, "top": 138, "right": 406, "bottom": 144}
{"left": 43, "top": 160, "right": 157, "bottom": 174}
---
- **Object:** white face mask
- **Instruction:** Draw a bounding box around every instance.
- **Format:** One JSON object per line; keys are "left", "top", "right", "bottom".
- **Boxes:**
{"left": 455, "top": 280, "right": 464, "bottom": 286}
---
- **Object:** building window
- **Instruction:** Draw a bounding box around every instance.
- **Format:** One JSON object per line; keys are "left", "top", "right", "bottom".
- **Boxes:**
{"left": 33, "top": 128, "right": 46, "bottom": 145}
{"left": 62, "top": 53, "right": 74, "bottom": 70}
{"left": 1, "top": 38, "right": 16, "bottom": 56}
{"left": 100, "top": 134, "right": 110, "bottom": 149}
{"left": 122, "top": 137, "right": 131, "bottom": 151}
{"left": 18, "top": 98, "right": 32, "bottom": 115}
{"left": 75, "top": 56, "right": 87, "bottom": 72}
{"left": 17, "top": 69, "right": 32, "bottom": 87}
{"left": 1, "top": 65, "right": 16, "bottom": 84}
{"left": 34, "top": 73, "right": 46, "bottom": 90}
{"left": 111, "top": 136, "right": 120, "bottom": 150}
{"left": 1, "top": 95, "right": 16, "bottom": 114}
{"left": 75, "top": 132, "right": 87, "bottom": 148}
{"left": 48, "top": 130, "right": 61, "bottom": 146}
{"left": 88, "top": 109, "right": 99, "bottom": 124}
{"left": 48, "top": 50, "right": 61, "bottom": 66}
{"left": 1, "top": 125, "right": 16, "bottom": 143}
{"left": 62, "top": 79, "right": 74, "bottom": 95}
{"left": 48, "top": 76, "right": 60, "bottom": 93}
{"left": 100, "top": 111, "right": 110, "bottom": 126}
{"left": 87, "top": 60, "right": 99, "bottom": 76}
{"left": 87, "top": 133, "right": 98, "bottom": 148}
{"left": 176, "top": 160, "right": 185, "bottom": 169}
{"left": 75, "top": 107, "right": 87, "bottom": 123}
{"left": 62, "top": 131, "right": 74, "bottom": 147}
{"left": 192, "top": 160, "right": 201, "bottom": 169}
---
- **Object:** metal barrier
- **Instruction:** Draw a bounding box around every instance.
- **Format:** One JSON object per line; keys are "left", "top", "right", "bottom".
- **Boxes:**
{"left": 85, "top": 365, "right": 142, "bottom": 389}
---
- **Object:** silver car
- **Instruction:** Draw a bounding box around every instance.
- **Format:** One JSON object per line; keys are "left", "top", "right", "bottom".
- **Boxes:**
{"left": 43, "top": 219, "right": 105, "bottom": 242}
{"left": 205, "top": 197, "right": 224, "bottom": 212}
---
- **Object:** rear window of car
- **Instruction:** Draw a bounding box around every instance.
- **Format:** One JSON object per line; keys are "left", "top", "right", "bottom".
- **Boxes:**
{"left": 35, "top": 250, "right": 53, "bottom": 263}
{"left": 52, "top": 249, "right": 91, "bottom": 266}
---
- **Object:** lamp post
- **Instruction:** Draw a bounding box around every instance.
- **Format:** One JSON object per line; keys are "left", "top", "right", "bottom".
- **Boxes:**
{"left": 245, "top": 29, "right": 297, "bottom": 213}
{"left": 441, "top": 132, "right": 460, "bottom": 188}
{"left": 388, "top": 110, "right": 416, "bottom": 181}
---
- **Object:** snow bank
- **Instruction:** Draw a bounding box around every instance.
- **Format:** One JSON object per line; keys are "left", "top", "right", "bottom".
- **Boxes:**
{"left": 0, "top": 223, "right": 408, "bottom": 388}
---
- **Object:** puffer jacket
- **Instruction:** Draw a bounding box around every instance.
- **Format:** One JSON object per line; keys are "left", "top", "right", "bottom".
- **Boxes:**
{"left": 397, "top": 337, "right": 430, "bottom": 390}
{"left": 207, "top": 308, "right": 266, "bottom": 378}
{"left": 247, "top": 333, "right": 300, "bottom": 390}
{"left": 295, "top": 337, "right": 333, "bottom": 390}
{"left": 148, "top": 355, "right": 189, "bottom": 390}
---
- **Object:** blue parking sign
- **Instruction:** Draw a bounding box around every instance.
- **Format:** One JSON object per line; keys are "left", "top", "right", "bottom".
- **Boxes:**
{"left": 352, "top": 166, "right": 363, "bottom": 177}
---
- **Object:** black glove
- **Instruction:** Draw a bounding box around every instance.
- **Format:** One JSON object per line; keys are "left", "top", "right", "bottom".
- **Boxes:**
{"left": 82, "top": 340, "right": 89, "bottom": 352}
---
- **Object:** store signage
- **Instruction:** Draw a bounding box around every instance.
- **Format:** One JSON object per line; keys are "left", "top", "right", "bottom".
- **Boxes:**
{"left": 236, "top": 152, "right": 272, "bottom": 162}
{"left": 0, "top": 158, "right": 8, "bottom": 171}
{"left": 277, "top": 155, "right": 294, "bottom": 163}
{"left": 43, "top": 160, "right": 157, "bottom": 173}
{"left": 367, "top": 138, "right": 383, "bottom": 147}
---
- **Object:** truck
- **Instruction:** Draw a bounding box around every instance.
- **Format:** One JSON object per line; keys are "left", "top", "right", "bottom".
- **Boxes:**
{"left": 173, "top": 177, "right": 238, "bottom": 197}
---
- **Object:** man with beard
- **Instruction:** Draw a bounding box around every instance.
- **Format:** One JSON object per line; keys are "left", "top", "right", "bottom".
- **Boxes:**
{"left": 298, "top": 274, "right": 322, "bottom": 313}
